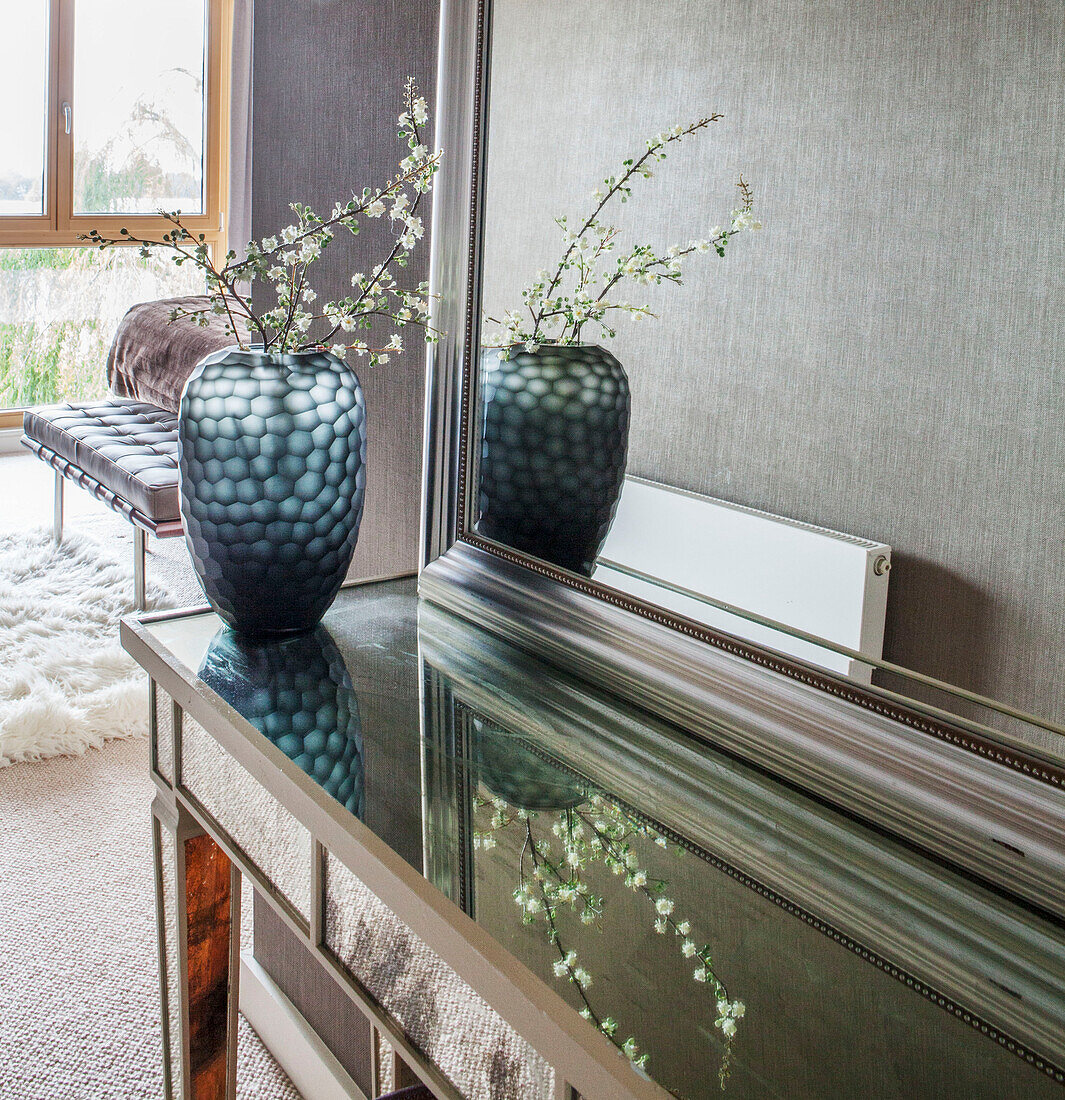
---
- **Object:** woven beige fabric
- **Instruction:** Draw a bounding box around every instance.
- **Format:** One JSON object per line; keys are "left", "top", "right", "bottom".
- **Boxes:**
{"left": 325, "top": 853, "right": 554, "bottom": 1100}
{"left": 0, "top": 737, "right": 299, "bottom": 1099}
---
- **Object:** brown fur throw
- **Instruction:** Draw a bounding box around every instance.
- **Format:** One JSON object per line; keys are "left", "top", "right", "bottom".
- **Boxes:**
{"left": 106, "top": 296, "right": 249, "bottom": 413}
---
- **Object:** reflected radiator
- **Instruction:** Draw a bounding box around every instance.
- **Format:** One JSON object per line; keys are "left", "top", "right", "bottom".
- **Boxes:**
{"left": 592, "top": 476, "right": 891, "bottom": 683}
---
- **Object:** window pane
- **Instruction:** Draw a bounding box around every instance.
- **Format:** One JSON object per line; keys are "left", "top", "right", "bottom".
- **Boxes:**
{"left": 0, "top": 247, "right": 204, "bottom": 409}
{"left": 0, "top": 1, "right": 48, "bottom": 216}
{"left": 73, "top": 0, "right": 207, "bottom": 215}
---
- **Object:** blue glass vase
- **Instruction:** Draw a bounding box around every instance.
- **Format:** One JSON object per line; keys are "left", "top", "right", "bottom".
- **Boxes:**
{"left": 477, "top": 344, "right": 630, "bottom": 576}
{"left": 178, "top": 347, "right": 366, "bottom": 636}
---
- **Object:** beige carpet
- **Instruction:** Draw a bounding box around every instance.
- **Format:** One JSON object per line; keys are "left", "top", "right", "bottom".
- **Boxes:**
{"left": 0, "top": 726, "right": 301, "bottom": 1098}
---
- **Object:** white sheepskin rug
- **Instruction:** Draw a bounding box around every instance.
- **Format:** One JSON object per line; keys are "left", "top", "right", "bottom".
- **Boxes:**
{"left": 0, "top": 529, "right": 173, "bottom": 768}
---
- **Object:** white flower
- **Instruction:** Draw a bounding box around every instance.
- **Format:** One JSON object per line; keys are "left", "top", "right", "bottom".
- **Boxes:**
{"left": 579, "top": 909, "right": 596, "bottom": 925}
{"left": 732, "top": 1001, "right": 746, "bottom": 1019}
{"left": 365, "top": 199, "right": 385, "bottom": 218}
{"left": 655, "top": 897, "right": 674, "bottom": 916}
{"left": 302, "top": 288, "right": 317, "bottom": 303}
{"left": 552, "top": 958, "right": 569, "bottom": 978}
{"left": 388, "top": 334, "right": 403, "bottom": 351}
{"left": 404, "top": 215, "right": 424, "bottom": 238}
{"left": 721, "top": 1018, "right": 737, "bottom": 1038}
{"left": 411, "top": 97, "right": 429, "bottom": 125}
{"left": 390, "top": 194, "right": 410, "bottom": 219}
{"left": 694, "top": 967, "right": 708, "bottom": 982}
{"left": 677, "top": 921, "right": 691, "bottom": 936}
{"left": 731, "top": 208, "right": 761, "bottom": 232}
{"left": 376, "top": 353, "right": 390, "bottom": 365}
{"left": 267, "top": 266, "right": 285, "bottom": 280}
{"left": 681, "top": 939, "right": 696, "bottom": 958}
{"left": 329, "top": 343, "right": 347, "bottom": 359}
{"left": 654, "top": 918, "right": 667, "bottom": 934}
{"left": 261, "top": 235, "right": 278, "bottom": 251}
{"left": 572, "top": 968, "right": 591, "bottom": 988}
{"left": 280, "top": 225, "right": 299, "bottom": 244}
{"left": 630, "top": 871, "right": 647, "bottom": 888}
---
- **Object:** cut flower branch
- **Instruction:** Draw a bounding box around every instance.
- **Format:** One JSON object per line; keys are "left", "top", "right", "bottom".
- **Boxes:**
{"left": 484, "top": 117, "right": 761, "bottom": 353}
{"left": 474, "top": 789, "right": 745, "bottom": 1089}
{"left": 82, "top": 79, "right": 441, "bottom": 368}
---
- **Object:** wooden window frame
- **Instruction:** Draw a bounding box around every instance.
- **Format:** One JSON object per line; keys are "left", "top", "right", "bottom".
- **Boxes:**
{"left": 0, "top": 0, "right": 232, "bottom": 428}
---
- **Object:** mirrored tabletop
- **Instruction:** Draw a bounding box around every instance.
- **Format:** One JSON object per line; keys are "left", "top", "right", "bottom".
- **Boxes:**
{"left": 136, "top": 579, "right": 1065, "bottom": 1099}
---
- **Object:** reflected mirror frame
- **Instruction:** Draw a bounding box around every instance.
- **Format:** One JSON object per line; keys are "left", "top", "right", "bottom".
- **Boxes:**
{"left": 419, "top": 0, "right": 1065, "bottom": 805}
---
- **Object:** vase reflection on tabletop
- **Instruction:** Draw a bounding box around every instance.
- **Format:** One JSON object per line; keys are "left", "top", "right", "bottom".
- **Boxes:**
{"left": 470, "top": 712, "right": 587, "bottom": 812}
{"left": 198, "top": 625, "right": 364, "bottom": 818}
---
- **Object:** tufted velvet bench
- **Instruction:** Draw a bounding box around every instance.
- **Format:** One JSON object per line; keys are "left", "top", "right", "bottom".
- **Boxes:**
{"left": 22, "top": 399, "right": 184, "bottom": 609}
{"left": 19, "top": 295, "right": 246, "bottom": 609}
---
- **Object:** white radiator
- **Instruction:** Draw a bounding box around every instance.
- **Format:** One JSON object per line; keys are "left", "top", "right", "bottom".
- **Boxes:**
{"left": 592, "top": 477, "right": 891, "bottom": 682}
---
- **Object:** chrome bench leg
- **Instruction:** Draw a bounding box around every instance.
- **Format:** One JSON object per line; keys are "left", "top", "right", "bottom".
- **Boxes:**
{"left": 53, "top": 471, "right": 63, "bottom": 545}
{"left": 134, "top": 526, "right": 147, "bottom": 612}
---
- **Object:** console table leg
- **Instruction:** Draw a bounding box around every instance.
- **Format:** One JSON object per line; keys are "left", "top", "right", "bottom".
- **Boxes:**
{"left": 154, "top": 798, "right": 241, "bottom": 1100}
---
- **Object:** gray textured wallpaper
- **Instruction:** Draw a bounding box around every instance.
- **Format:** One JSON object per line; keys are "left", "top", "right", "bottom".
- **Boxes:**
{"left": 482, "top": 0, "right": 1065, "bottom": 728}
{"left": 252, "top": 0, "right": 438, "bottom": 582}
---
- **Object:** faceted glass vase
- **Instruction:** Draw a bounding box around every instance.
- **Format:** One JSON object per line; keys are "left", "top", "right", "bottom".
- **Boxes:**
{"left": 178, "top": 347, "right": 366, "bottom": 636}
{"left": 477, "top": 344, "right": 630, "bottom": 576}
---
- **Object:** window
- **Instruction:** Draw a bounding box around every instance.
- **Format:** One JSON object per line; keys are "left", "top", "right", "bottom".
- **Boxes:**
{"left": 0, "top": 0, "right": 230, "bottom": 422}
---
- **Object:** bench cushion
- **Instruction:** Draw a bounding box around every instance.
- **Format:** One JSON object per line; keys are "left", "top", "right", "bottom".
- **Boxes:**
{"left": 23, "top": 400, "right": 179, "bottom": 523}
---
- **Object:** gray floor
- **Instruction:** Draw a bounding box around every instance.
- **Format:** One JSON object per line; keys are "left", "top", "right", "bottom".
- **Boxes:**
{"left": 0, "top": 449, "right": 301, "bottom": 1098}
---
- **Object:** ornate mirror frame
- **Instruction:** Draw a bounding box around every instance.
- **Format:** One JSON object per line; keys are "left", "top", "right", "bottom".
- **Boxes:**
{"left": 418, "top": 0, "right": 1065, "bottom": 915}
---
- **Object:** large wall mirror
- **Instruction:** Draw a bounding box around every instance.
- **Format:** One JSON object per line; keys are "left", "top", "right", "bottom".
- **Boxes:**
{"left": 427, "top": 0, "right": 1065, "bottom": 780}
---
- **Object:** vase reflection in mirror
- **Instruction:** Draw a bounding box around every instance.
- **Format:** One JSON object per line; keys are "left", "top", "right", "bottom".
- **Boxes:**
{"left": 198, "top": 625, "right": 364, "bottom": 818}
{"left": 476, "top": 345, "right": 630, "bottom": 576}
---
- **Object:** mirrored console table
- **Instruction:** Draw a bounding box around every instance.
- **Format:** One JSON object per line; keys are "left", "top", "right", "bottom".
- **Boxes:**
{"left": 121, "top": 578, "right": 1065, "bottom": 1100}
